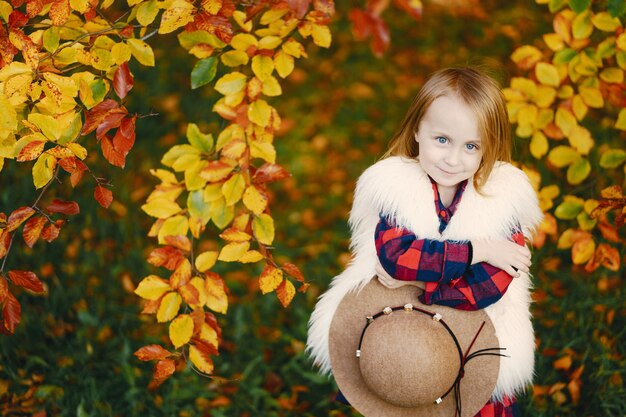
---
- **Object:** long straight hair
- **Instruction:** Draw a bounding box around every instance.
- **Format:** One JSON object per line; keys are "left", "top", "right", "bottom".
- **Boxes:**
{"left": 383, "top": 67, "right": 512, "bottom": 191}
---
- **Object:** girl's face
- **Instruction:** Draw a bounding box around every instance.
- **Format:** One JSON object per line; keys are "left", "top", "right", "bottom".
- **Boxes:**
{"left": 414, "top": 94, "right": 483, "bottom": 193}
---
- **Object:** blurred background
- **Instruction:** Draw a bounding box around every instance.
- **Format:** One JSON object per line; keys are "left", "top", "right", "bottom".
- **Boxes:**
{"left": 1, "top": 0, "right": 624, "bottom": 416}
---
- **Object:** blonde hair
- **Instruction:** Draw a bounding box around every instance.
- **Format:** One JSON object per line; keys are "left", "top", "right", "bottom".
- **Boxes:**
{"left": 383, "top": 67, "right": 512, "bottom": 191}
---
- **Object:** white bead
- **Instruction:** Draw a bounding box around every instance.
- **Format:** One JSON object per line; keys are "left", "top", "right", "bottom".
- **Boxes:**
{"left": 433, "top": 313, "right": 442, "bottom": 321}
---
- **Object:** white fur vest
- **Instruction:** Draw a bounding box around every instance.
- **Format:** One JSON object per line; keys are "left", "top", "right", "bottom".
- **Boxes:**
{"left": 306, "top": 156, "right": 544, "bottom": 401}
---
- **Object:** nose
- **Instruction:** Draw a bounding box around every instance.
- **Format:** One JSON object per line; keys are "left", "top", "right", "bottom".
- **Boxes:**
{"left": 444, "top": 148, "right": 461, "bottom": 166}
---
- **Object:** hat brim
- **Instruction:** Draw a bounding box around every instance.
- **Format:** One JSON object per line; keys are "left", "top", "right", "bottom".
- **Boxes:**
{"left": 329, "top": 278, "right": 500, "bottom": 417}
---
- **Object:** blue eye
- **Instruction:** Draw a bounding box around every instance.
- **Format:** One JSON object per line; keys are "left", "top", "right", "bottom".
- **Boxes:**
{"left": 466, "top": 143, "right": 479, "bottom": 151}
{"left": 436, "top": 136, "right": 447, "bottom": 144}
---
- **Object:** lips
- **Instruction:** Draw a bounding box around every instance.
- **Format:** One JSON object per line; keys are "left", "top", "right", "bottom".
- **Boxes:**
{"left": 439, "top": 167, "right": 459, "bottom": 175}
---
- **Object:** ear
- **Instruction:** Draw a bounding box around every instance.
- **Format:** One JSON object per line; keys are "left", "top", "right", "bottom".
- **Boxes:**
{"left": 414, "top": 132, "right": 419, "bottom": 143}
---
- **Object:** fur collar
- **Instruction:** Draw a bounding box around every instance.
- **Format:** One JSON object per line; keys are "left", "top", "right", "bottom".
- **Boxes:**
{"left": 307, "top": 156, "right": 543, "bottom": 401}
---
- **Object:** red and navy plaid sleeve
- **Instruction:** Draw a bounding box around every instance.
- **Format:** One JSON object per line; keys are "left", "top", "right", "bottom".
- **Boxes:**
{"left": 474, "top": 395, "right": 520, "bottom": 417}
{"left": 375, "top": 216, "right": 525, "bottom": 311}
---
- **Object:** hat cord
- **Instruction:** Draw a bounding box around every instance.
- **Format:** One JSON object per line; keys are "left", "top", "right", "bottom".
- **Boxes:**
{"left": 356, "top": 305, "right": 508, "bottom": 417}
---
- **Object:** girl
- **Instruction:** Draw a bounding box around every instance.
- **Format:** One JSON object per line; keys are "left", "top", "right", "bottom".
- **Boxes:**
{"left": 307, "top": 67, "right": 543, "bottom": 416}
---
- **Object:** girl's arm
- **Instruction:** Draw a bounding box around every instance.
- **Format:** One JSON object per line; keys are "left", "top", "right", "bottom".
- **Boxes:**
{"left": 375, "top": 216, "right": 530, "bottom": 310}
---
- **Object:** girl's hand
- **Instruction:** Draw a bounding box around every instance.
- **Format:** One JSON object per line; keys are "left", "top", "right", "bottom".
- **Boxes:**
{"left": 471, "top": 239, "right": 531, "bottom": 277}
{"left": 375, "top": 261, "right": 424, "bottom": 289}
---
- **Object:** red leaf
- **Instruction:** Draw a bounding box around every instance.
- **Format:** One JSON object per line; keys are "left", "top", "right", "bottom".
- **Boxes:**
{"left": 0, "top": 275, "right": 8, "bottom": 302}
{"left": 191, "top": 338, "right": 219, "bottom": 356}
{"left": 41, "top": 222, "right": 61, "bottom": 242}
{"left": 96, "top": 110, "right": 127, "bottom": 140}
{"left": 134, "top": 344, "right": 172, "bottom": 361}
{"left": 186, "top": 12, "right": 233, "bottom": 44}
{"left": 26, "top": 0, "right": 46, "bottom": 17}
{"left": 81, "top": 99, "right": 120, "bottom": 135}
{"left": 58, "top": 157, "right": 88, "bottom": 187}
{"left": 2, "top": 291, "right": 21, "bottom": 334}
{"left": 46, "top": 199, "right": 80, "bottom": 215}
{"left": 94, "top": 185, "right": 113, "bottom": 208}
{"left": 16, "top": 140, "right": 45, "bottom": 161}
{"left": 204, "top": 310, "right": 222, "bottom": 339}
{"left": 7, "top": 206, "right": 35, "bottom": 232}
{"left": 8, "top": 10, "right": 28, "bottom": 28}
{"left": 101, "top": 135, "right": 126, "bottom": 168}
{"left": 113, "top": 62, "right": 134, "bottom": 99}
{"left": 0, "top": 230, "right": 10, "bottom": 259}
{"left": 252, "top": 163, "right": 290, "bottom": 184}
{"left": 22, "top": 216, "right": 46, "bottom": 248}
{"left": 8, "top": 270, "right": 45, "bottom": 293}
{"left": 113, "top": 116, "right": 136, "bottom": 155}
{"left": 149, "top": 359, "right": 176, "bottom": 389}
{"left": 287, "top": 0, "right": 312, "bottom": 18}
{"left": 392, "top": 0, "right": 422, "bottom": 20}
{"left": 282, "top": 262, "right": 305, "bottom": 282}
{"left": 147, "top": 246, "right": 185, "bottom": 270}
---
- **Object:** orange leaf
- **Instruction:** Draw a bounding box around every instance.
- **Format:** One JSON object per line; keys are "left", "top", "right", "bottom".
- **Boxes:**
{"left": 96, "top": 109, "right": 127, "bottom": 140}
{"left": 219, "top": 227, "right": 251, "bottom": 242}
{"left": 2, "top": 292, "right": 21, "bottom": 334}
{"left": 94, "top": 185, "right": 113, "bottom": 208}
{"left": 572, "top": 237, "right": 595, "bottom": 264}
{"left": 259, "top": 264, "right": 282, "bottom": 294}
{"left": 49, "top": 0, "right": 71, "bottom": 26}
{"left": 41, "top": 221, "right": 61, "bottom": 242}
{"left": 101, "top": 135, "right": 126, "bottom": 168}
{"left": 0, "top": 230, "right": 10, "bottom": 259}
{"left": 179, "top": 281, "right": 200, "bottom": 306}
{"left": 553, "top": 355, "right": 572, "bottom": 371}
{"left": 46, "top": 199, "right": 79, "bottom": 215}
{"left": 189, "top": 343, "right": 214, "bottom": 374}
{"left": 567, "top": 379, "right": 581, "bottom": 405}
{"left": 598, "top": 221, "right": 620, "bottom": 242}
{"left": 598, "top": 243, "right": 620, "bottom": 271}
{"left": 164, "top": 235, "right": 191, "bottom": 252}
{"left": 0, "top": 275, "right": 8, "bottom": 302}
{"left": 113, "top": 62, "right": 134, "bottom": 99}
{"left": 22, "top": 216, "right": 46, "bottom": 248}
{"left": 17, "top": 141, "right": 46, "bottom": 162}
{"left": 200, "top": 160, "right": 235, "bottom": 182}
{"left": 282, "top": 262, "right": 304, "bottom": 282}
{"left": 8, "top": 270, "right": 45, "bottom": 294}
{"left": 149, "top": 359, "right": 176, "bottom": 389}
{"left": 147, "top": 246, "right": 185, "bottom": 270}
{"left": 7, "top": 207, "right": 35, "bottom": 232}
{"left": 253, "top": 163, "right": 290, "bottom": 184}
{"left": 276, "top": 279, "right": 295, "bottom": 307}
{"left": 113, "top": 116, "right": 136, "bottom": 155}
{"left": 600, "top": 185, "right": 623, "bottom": 199}
{"left": 205, "top": 273, "right": 228, "bottom": 314}
{"left": 58, "top": 157, "right": 87, "bottom": 187}
{"left": 170, "top": 259, "right": 191, "bottom": 289}
{"left": 134, "top": 344, "right": 172, "bottom": 361}
{"left": 82, "top": 99, "right": 119, "bottom": 136}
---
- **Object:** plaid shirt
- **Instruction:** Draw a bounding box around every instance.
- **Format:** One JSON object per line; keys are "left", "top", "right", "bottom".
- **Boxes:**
{"left": 375, "top": 177, "right": 526, "bottom": 311}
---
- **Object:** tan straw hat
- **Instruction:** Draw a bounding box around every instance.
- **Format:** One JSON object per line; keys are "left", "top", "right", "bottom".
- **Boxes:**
{"left": 329, "top": 278, "right": 503, "bottom": 417}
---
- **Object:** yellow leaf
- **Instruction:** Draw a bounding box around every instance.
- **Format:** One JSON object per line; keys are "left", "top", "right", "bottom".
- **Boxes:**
{"left": 617, "top": 33, "right": 626, "bottom": 50}
{"left": 221, "top": 173, "right": 245, "bottom": 206}
{"left": 568, "top": 125, "right": 594, "bottom": 155}
{"left": 189, "top": 277, "right": 207, "bottom": 306}
{"left": 510, "top": 45, "right": 542, "bottom": 69}
{"left": 258, "top": 36, "right": 281, "bottom": 50}
{"left": 215, "top": 72, "right": 247, "bottom": 95}
{"left": 203, "top": 183, "right": 223, "bottom": 202}
{"left": 221, "top": 50, "right": 249, "bottom": 67}
{"left": 0, "top": 94, "right": 17, "bottom": 139}
{"left": 536, "top": 108, "right": 554, "bottom": 129}
{"left": 32, "top": 153, "right": 56, "bottom": 189}
{"left": 572, "top": 237, "right": 595, "bottom": 264}
{"left": 274, "top": 50, "right": 294, "bottom": 78}
{"left": 218, "top": 241, "right": 250, "bottom": 262}
{"left": 184, "top": 160, "right": 208, "bottom": 191}
{"left": 169, "top": 314, "right": 193, "bottom": 348}
{"left": 615, "top": 108, "right": 626, "bottom": 130}
{"left": 127, "top": 38, "right": 155, "bottom": 66}
{"left": 199, "top": 322, "right": 218, "bottom": 348}
{"left": 157, "top": 292, "right": 182, "bottom": 323}
{"left": 195, "top": 251, "right": 218, "bottom": 272}
{"left": 599, "top": 67, "right": 624, "bottom": 84}
{"left": 535, "top": 85, "right": 556, "bottom": 108}
{"left": 91, "top": 48, "right": 115, "bottom": 71}
{"left": 276, "top": 279, "right": 295, "bottom": 307}
{"left": 205, "top": 275, "right": 228, "bottom": 313}
{"left": 282, "top": 39, "right": 306, "bottom": 58}
{"left": 233, "top": 10, "right": 252, "bottom": 32}
{"left": 530, "top": 131, "right": 548, "bottom": 159}
{"left": 111, "top": 42, "right": 132, "bottom": 65}
{"left": 231, "top": 34, "right": 258, "bottom": 51}
{"left": 548, "top": 145, "right": 580, "bottom": 168}
{"left": 572, "top": 10, "right": 593, "bottom": 40}
{"left": 135, "top": 275, "right": 171, "bottom": 300}
{"left": 311, "top": 24, "right": 331, "bottom": 48}
{"left": 159, "top": 0, "right": 195, "bottom": 34}
{"left": 259, "top": 264, "right": 283, "bottom": 294}
{"left": 535, "top": 62, "right": 560, "bottom": 87}
{"left": 243, "top": 186, "right": 267, "bottom": 214}
{"left": 232, "top": 212, "right": 250, "bottom": 230}
{"left": 261, "top": 75, "right": 282, "bottom": 96}
{"left": 567, "top": 157, "right": 591, "bottom": 185}
{"left": 557, "top": 84, "right": 574, "bottom": 99}
{"left": 543, "top": 33, "right": 564, "bottom": 51}
{"left": 248, "top": 99, "right": 271, "bottom": 127}
{"left": 136, "top": 0, "right": 159, "bottom": 26}
{"left": 555, "top": 107, "right": 576, "bottom": 136}
{"left": 591, "top": 12, "right": 622, "bottom": 32}
{"left": 219, "top": 228, "right": 251, "bottom": 242}
{"left": 518, "top": 104, "right": 538, "bottom": 126}
{"left": 260, "top": 8, "right": 289, "bottom": 25}
{"left": 252, "top": 213, "right": 274, "bottom": 245}
{"left": 239, "top": 250, "right": 264, "bottom": 263}
{"left": 142, "top": 198, "right": 182, "bottom": 218}
{"left": 576, "top": 210, "right": 596, "bottom": 231}
{"left": 578, "top": 86, "right": 603, "bottom": 108}
{"left": 189, "top": 345, "right": 214, "bottom": 374}
{"left": 158, "top": 215, "right": 189, "bottom": 245}
{"left": 572, "top": 95, "right": 588, "bottom": 121}
{"left": 251, "top": 55, "right": 274, "bottom": 81}
{"left": 249, "top": 140, "right": 276, "bottom": 163}
{"left": 0, "top": 2, "right": 12, "bottom": 22}
{"left": 210, "top": 196, "right": 235, "bottom": 229}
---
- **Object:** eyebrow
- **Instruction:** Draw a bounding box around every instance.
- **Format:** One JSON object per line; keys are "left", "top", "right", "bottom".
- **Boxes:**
{"left": 433, "top": 130, "right": 481, "bottom": 144}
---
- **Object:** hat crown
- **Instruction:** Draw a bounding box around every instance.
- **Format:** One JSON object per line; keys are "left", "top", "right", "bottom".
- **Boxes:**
{"left": 359, "top": 313, "right": 461, "bottom": 408}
